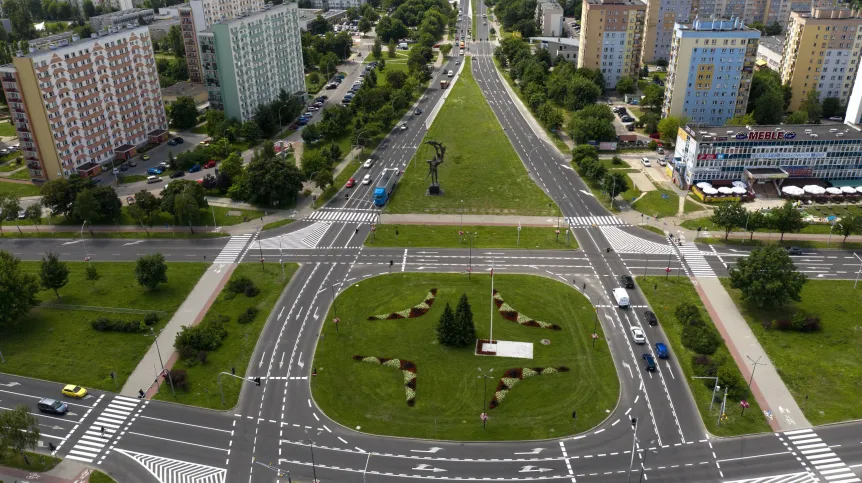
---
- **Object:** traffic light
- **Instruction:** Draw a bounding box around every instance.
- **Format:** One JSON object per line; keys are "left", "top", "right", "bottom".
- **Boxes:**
{"left": 389, "top": 260, "right": 394, "bottom": 266}
{"left": 254, "top": 377, "right": 261, "bottom": 386}
{"left": 571, "top": 410, "right": 577, "bottom": 419}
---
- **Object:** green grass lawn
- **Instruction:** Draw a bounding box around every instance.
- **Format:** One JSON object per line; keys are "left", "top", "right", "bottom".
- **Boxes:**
{"left": 312, "top": 273, "right": 619, "bottom": 441}
{"left": 386, "top": 61, "right": 558, "bottom": 217}
{"left": 154, "top": 263, "right": 296, "bottom": 408}
{"left": 9, "top": 167, "right": 31, "bottom": 180}
{"left": 0, "top": 180, "right": 41, "bottom": 197}
{"left": 684, "top": 199, "right": 706, "bottom": 214}
{"left": 698, "top": 237, "right": 862, "bottom": 250}
{"left": 190, "top": 123, "right": 208, "bottom": 134}
{"left": 365, "top": 224, "right": 579, "bottom": 249}
{"left": 638, "top": 225, "right": 666, "bottom": 236}
{"left": 89, "top": 471, "right": 118, "bottom": 483}
{"left": 681, "top": 216, "right": 834, "bottom": 235}
{"left": 719, "top": 279, "right": 862, "bottom": 425}
{"left": 0, "top": 451, "right": 60, "bottom": 472}
{"left": 262, "top": 218, "right": 295, "bottom": 231}
{"left": 639, "top": 277, "right": 771, "bottom": 436}
{"left": 0, "top": 262, "right": 206, "bottom": 390}
{"left": 1, "top": 205, "right": 263, "bottom": 229}
{"left": 0, "top": 154, "right": 23, "bottom": 171}
{"left": 118, "top": 174, "right": 147, "bottom": 184}
{"left": 315, "top": 158, "right": 361, "bottom": 209}
{"left": 305, "top": 71, "right": 325, "bottom": 94}
{"left": 0, "top": 121, "right": 16, "bottom": 137}
{"left": 632, "top": 189, "right": 679, "bottom": 218}
{"left": 619, "top": 174, "right": 642, "bottom": 204}
{"left": 374, "top": 62, "right": 409, "bottom": 89}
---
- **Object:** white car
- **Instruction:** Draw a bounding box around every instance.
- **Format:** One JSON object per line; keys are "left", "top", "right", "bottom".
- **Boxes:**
{"left": 307, "top": 106, "right": 320, "bottom": 111}
{"left": 400, "top": 123, "right": 408, "bottom": 131}
{"left": 447, "top": 70, "right": 454, "bottom": 77}
{"left": 641, "top": 157, "right": 651, "bottom": 167}
{"left": 631, "top": 327, "right": 646, "bottom": 345}
{"left": 362, "top": 174, "right": 372, "bottom": 185}
{"left": 363, "top": 158, "right": 373, "bottom": 168}
{"left": 459, "top": 49, "right": 464, "bottom": 56}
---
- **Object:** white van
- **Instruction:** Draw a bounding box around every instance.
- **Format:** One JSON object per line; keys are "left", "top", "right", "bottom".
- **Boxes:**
{"left": 146, "top": 175, "right": 162, "bottom": 184}
{"left": 613, "top": 288, "right": 630, "bottom": 308}
{"left": 398, "top": 42, "right": 409, "bottom": 50}
{"left": 641, "top": 157, "right": 651, "bottom": 167}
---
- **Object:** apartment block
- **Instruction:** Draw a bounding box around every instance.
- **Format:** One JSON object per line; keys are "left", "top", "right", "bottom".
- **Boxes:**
{"left": 89, "top": 8, "right": 154, "bottom": 31}
{"left": 536, "top": 0, "right": 565, "bottom": 37}
{"left": 200, "top": 3, "right": 304, "bottom": 123}
{"left": 532, "top": 36, "right": 580, "bottom": 63}
{"left": 756, "top": 34, "right": 784, "bottom": 71}
{"left": 641, "top": 0, "right": 694, "bottom": 63}
{"left": 661, "top": 18, "right": 760, "bottom": 127}
{"left": 578, "top": 0, "right": 647, "bottom": 89}
{"left": 780, "top": 4, "right": 862, "bottom": 111}
{"left": 0, "top": 26, "right": 168, "bottom": 182}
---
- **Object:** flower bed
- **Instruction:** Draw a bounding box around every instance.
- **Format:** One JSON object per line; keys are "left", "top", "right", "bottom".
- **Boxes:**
{"left": 492, "top": 290, "right": 561, "bottom": 330}
{"left": 353, "top": 355, "right": 418, "bottom": 406}
{"left": 474, "top": 338, "right": 498, "bottom": 355}
{"left": 368, "top": 289, "right": 438, "bottom": 320}
{"left": 489, "top": 366, "right": 570, "bottom": 409}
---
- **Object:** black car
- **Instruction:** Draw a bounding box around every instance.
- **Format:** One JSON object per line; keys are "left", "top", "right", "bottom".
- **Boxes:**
{"left": 642, "top": 354, "right": 657, "bottom": 371}
{"left": 644, "top": 310, "right": 658, "bottom": 326}
{"left": 169, "top": 170, "right": 185, "bottom": 178}
{"left": 167, "top": 138, "right": 178, "bottom": 146}
{"left": 316, "top": 96, "right": 328, "bottom": 102}
{"left": 175, "top": 137, "right": 184, "bottom": 144}
{"left": 414, "top": 108, "right": 423, "bottom": 115}
{"left": 119, "top": 164, "right": 128, "bottom": 171}
{"left": 786, "top": 246, "right": 803, "bottom": 255}
{"left": 619, "top": 275, "right": 635, "bottom": 289}
{"left": 621, "top": 116, "right": 634, "bottom": 123}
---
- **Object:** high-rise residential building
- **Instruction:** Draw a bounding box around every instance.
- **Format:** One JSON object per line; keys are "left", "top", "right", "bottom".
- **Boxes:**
{"left": 780, "top": 3, "right": 862, "bottom": 111}
{"left": 661, "top": 19, "right": 760, "bottom": 127}
{"left": 200, "top": 4, "right": 304, "bottom": 123}
{"left": 578, "top": 0, "right": 647, "bottom": 89}
{"left": 689, "top": 0, "right": 810, "bottom": 29}
{"left": 641, "top": 0, "right": 694, "bottom": 64}
{"left": 89, "top": 8, "right": 155, "bottom": 31}
{"left": 536, "top": 0, "right": 565, "bottom": 37}
{"left": 0, "top": 26, "right": 168, "bottom": 182}
{"left": 178, "top": 0, "right": 265, "bottom": 84}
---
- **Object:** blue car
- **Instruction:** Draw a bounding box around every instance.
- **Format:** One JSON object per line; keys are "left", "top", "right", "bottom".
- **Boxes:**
{"left": 297, "top": 118, "right": 308, "bottom": 126}
{"left": 189, "top": 164, "right": 201, "bottom": 173}
{"left": 655, "top": 342, "right": 669, "bottom": 359}
{"left": 147, "top": 167, "right": 164, "bottom": 175}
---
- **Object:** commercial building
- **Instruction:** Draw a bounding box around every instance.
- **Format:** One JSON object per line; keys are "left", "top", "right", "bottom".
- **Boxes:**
{"left": 641, "top": 0, "right": 694, "bottom": 64}
{"left": 536, "top": 0, "right": 565, "bottom": 37}
{"left": 298, "top": 8, "right": 348, "bottom": 31}
{"left": 531, "top": 36, "right": 580, "bottom": 63}
{"left": 779, "top": 4, "right": 862, "bottom": 112}
{"left": 0, "top": 26, "right": 168, "bottom": 182}
{"left": 303, "top": 0, "right": 365, "bottom": 8}
{"left": 755, "top": 34, "right": 784, "bottom": 71}
{"left": 661, "top": 18, "right": 760, "bottom": 128}
{"left": 671, "top": 124, "right": 862, "bottom": 190}
{"left": 578, "top": 0, "right": 647, "bottom": 89}
{"left": 148, "top": 18, "right": 181, "bottom": 41}
{"left": 89, "top": 8, "right": 155, "bottom": 31}
{"left": 200, "top": 3, "right": 304, "bottom": 123}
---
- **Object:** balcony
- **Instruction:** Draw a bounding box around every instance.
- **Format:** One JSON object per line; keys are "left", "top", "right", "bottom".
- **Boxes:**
{"left": 27, "top": 162, "right": 41, "bottom": 170}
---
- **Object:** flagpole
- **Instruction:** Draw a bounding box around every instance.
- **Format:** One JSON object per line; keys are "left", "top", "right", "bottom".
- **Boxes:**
{"left": 490, "top": 259, "right": 494, "bottom": 343}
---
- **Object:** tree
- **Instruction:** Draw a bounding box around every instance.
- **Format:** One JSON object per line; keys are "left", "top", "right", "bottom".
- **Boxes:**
{"left": 387, "top": 39, "right": 397, "bottom": 58}
{"left": 40, "top": 175, "right": 89, "bottom": 218}
{"left": 710, "top": 201, "right": 746, "bottom": 239}
{"left": 39, "top": 251, "right": 69, "bottom": 299}
{"left": 169, "top": 96, "right": 199, "bottom": 130}
{"left": 0, "top": 404, "right": 40, "bottom": 465}
{"left": 753, "top": 87, "right": 786, "bottom": 125}
{"left": 744, "top": 209, "right": 768, "bottom": 241}
{"left": 82, "top": 0, "right": 95, "bottom": 18}
{"left": 769, "top": 200, "right": 806, "bottom": 241}
{"left": 4, "top": 0, "right": 36, "bottom": 40}
{"left": 603, "top": 171, "right": 630, "bottom": 199}
{"left": 729, "top": 245, "right": 807, "bottom": 309}
{"left": 785, "top": 110, "right": 809, "bottom": 124}
{"left": 765, "top": 21, "right": 782, "bottom": 36}
{"left": 173, "top": 187, "right": 200, "bottom": 231}
{"left": 837, "top": 213, "right": 862, "bottom": 243}
{"left": 85, "top": 264, "right": 101, "bottom": 291}
{"left": 218, "top": 153, "right": 244, "bottom": 182}
{"left": 0, "top": 195, "right": 22, "bottom": 234}
{"left": 657, "top": 115, "right": 682, "bottom": 146}
{"left": 386, "top": 70, "right": 408, "bottom": 89}
{"left": 135, "top": 253, "right": 168, "bottom": 290}
{"left": 440, "top": 43, "right": 452, "bottom": 57}
{"left": 821, "top": 97, "right": 842, "bottom": 118}
{"left": 244, "top": 147, "right": 304, "bottom": 206}
{"left": 641, "top": 84, "right": 664, "bottom": 112}
{"left": 167, "top": 24, "right": 184, "bottom": 57}
{"left": 240, "top": 120, "right": 262, "bottom": 143}
{"left": 372, "top": 37, "right": 383, "bottom": 59}
{"left": 23, "top": 204, "right": 42, "bottom": 232}
{"left": 91, "top": 186, "right": 122, "bottom": 223}
{"left": 800, "top": 89, "right": 823, "bottom": 123}
{"left": 358, "top": 17, "right": 372, "bottom": 36}
{"left": 72, "top": 189, "right": 98, "bottom": 224}
{"left": 435, "top": 302, "right": 458, "bottom": 346}
{"left": 0, "top": 250, "right": 40, "bottom": 328}
{"left": 571, "top": 144, "right": 598, "bottom": 166}
{"left": 615, "top": 76, "right": 635, "bottom": 95}
{"left": 127, "top": 190, "right": 161, "bottom": 232}
{"left": 725, "top": 113, "right": 756, "bottom": 126}
{"left": 205, "top": 110, "right": 226, "bottom": 138}
{"left": 319, "top": 52, "right": 339, "bottom": 78}
{"left": 452, "top": 293, "right": 476, "bottom": 347}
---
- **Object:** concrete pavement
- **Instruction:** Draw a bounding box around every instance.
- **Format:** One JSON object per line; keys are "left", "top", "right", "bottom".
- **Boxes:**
{"left": 694, "top": 276, "right": 810, "bottom": 432}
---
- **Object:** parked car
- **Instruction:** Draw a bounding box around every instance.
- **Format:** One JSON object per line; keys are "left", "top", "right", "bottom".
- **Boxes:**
{"left": 204, "top": 160, "right": 217, "bottom": 169}
{"left": 316, "top": 96, "right": 328, "bottom": 102}
{"left": 345, "top": 177, "right": 356, "bottom": 188}
{"left": 621, "top": 116, "right": 634, "bottom": 123}
{"left": 147, "top": 167, "right": 164, "bottom": 175}
{"left": 169, "top": 171, "right": 185, "bottom": 178}
{"left": 644, "top": 310, "right": 658, "bottom": 326}
{"left": 657, "top": 147, "right": 665, "bottom": 155}
{"left": 829, "top": 116, "right": 843, "bottom": 121}
{"left": 189, "top": 164, "right": 201, "bottom": 173}
{"left": 141, "top": 154, "right": 150, "bottom": 160}
{"left": 655, "top": 342, "right": 669, "bottom": 359}
{"left": 129, "top": 160, "right": 137, "bottom": 167}
{"left": 641, "top": 157, "right": 651, "bottom": 167}
{"left": 631, "top": 327, "right": 646, "bottom": 344}
{"left": 307, "top": 106, "right": 320, "bottom": 112}
{"left": 119, "top": 164, "right": 128, "bottom": 171}
{"left": 175, "top": 137, "right": 184, "bottom": 144}
{"left": 167, "top": 138, "right": 178, "bottom": 146}
{"left": 325, "top": 83, "right": 338, "bottom": 90}
{"left": 642, "top": 353, "right": 657, "bottom": 371}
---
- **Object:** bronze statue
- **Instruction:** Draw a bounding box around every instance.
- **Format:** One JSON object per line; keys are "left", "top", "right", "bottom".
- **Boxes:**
{"left": 425, "top": 140, "right": 445, "bottom": 194}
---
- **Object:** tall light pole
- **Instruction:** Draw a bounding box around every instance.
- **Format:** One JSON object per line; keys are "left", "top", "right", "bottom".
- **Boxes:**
{"left": 477, "top": 367, "right": 494, "bottom": 429}
{"left": 80, "top": 220, "right": 89, "bottom": 260}
{"left": 148, "top": 327, "right": 174, "bottom": 397}
{"left": 626, "top": 417, "right": 638, "bottom": 483}
{"left": 744, "top": 355, "right": 766, "bottom": 413}
{"left": 638, "top": 439, "right": 657, "bottom": 483}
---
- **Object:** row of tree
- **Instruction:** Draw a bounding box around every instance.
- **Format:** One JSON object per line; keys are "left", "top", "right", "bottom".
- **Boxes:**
{"left": 726, "top": 68, "right": 842, "bottom": 127}
{"left": 571, "top": 145, "right": 630, "bottom": 199}
{"left": 710, "top": 200, "right": 862, "bottom": 243}
{"left": 486, "top": 0, "right": 539, "bottom": 38}
{"left": 1, "top": 0, "right": 114, "bottom": 41}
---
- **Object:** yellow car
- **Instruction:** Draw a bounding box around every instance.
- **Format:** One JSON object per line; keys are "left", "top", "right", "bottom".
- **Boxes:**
{"left": 61, "top": 385, "right": 87, "bottom": 398}
{"left": 142, "top": 154, "right": 150, "bottom": 160}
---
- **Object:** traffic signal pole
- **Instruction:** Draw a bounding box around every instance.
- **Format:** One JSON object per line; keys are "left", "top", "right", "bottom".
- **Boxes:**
{"left": 218, "top": 372, "right": 261, "bottom": 407}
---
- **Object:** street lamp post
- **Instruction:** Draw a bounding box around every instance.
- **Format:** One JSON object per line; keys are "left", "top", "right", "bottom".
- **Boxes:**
{"left": 626, "top": 417, "right": 638, "bottom": 483}
{"left": 149, "top": 327, "right": 175, "bottom": 397}
{"left": 693, "top": 376, "right": 720, "bottom": 411}
{"left": 638, "top": 440, "right": 657, "bottom": 483}
{"left": 330, "top": 283, "right": 338, "bottom": 317}
{"left": 478, "top": 368, "right": 494, "bottom": 429}
{"left": 744, "top": 356, "right": 766, "bottom": 411}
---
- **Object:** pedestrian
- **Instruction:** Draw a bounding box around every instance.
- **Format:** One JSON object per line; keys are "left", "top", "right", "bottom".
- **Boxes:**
{"left": 100, "top": 426, "right": 105, "bottom": 436}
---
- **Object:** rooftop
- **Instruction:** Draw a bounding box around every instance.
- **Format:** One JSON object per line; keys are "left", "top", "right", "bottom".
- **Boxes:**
{"left": 677, "top": 17, "right": 755, "bottom": 31}
{"left": 161, "top": 80, "right": 207, "bottom": 100}
{"left": 89, "top": 8, "right": 154, "bottom": 20}
{"left": 585, "top": 0, "right": 646, "bottom": 6}
{"left": 683, "top": 123, "right": 862, "bottom": 142}
{"left": 530, "top": 36, "right": 579, "bottom": 47}
{"left": 758, "top": 34, "right": 784, "bottom": 53}
{"left": 205, "top": 2, "right": 293, "bottom": 29}
{"left": 13, "top": 24, "right": 148, "bottom": 59}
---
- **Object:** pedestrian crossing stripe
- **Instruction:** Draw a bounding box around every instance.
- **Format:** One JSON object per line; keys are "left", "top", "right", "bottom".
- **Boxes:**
{"left": 257, "top": 222, "right": 331, "bottom": 250}
{"left": 306, "top": 210, "right": 379, "bottom": 223}
{"left": 599, "top": 226, "right": 673, "bottom": 255}
{"left": 213, "top": 234, "right": 253, "bottom": 264}
{"left": 65, "top": 396, "right": 144, "bottom": 463}
{"left": 566, "top": 215, "right": 629, "bottom": 227}
{"left": 677, "top": 242, "right": 716, "bottom": 278}
{"left": 115, "top": 449, "right": 226, "bottom": 483}
{"left": 782, "top": 428, "right": 860, "bottom": 483}
{"left": 722, "top": 472, "right": 817, "bottom": 483}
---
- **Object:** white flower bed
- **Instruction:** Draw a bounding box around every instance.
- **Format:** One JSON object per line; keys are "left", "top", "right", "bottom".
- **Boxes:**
{"left": 405, "top": 387, "right": 416, "bottom": 401}
{"left": 404, "top": 371, "right": 417, "bottom": 383}
{"left": 541, "top": 367, "right": 558, "bottom": 375}
{"left": 522, "top": 368, "right": 538, "bottom": 378}
{"left": 396, "top": 309, "right": 411, "bottom": 318}
{"left": 362, "top": 356, "right": 381, "bottom": 364}
{"left": 501, "top": 377, "right": 520, "bottom": 389}
{"left": 383, "top": 358, "right": 401, "bottom": 369}
{"left": 494, "top": 389, "right": 509, "bottom": 402}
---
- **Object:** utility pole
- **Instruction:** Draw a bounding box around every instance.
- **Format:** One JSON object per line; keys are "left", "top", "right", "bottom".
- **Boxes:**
{"left": 478, "top": 368, "right": 494, "bottom": 429}
{"left": 626, "top": 417, "right": 638, "bottom": 483}
{"left": 149, "top": 327, "right": 174, "bottom": 397}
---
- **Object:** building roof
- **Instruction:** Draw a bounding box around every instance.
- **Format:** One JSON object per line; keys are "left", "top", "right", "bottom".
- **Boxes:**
{"left": 538, "top": 0, "right": 563, "bottom": 11}
{"left": 758, "top": 35, "right": 784, "bottom": 54}
{"left": 89, "top": 7, "right": 153, "bottom": 21}
{"left": 530, "top": 36, "right": 579, "bottom": 47}
{"left": 205, "top": 2, "right": 293, "bottom": 30}
{"left": 148, "top": 18, "right": 180, "bottom": 31}
{"left": 161, "top": 80, "right": 208, "bottom": 100}
{"left": 12, "top": 24, "right": 148, "bottom": 59}
{"left": 683, "top": 123, "right": 862, "bottom": 142}
{"left": 585, "top": 0, "right": 645, "bottom": 6}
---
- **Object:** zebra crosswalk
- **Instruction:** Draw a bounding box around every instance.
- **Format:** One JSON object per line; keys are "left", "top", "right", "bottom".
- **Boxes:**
{"left": 257, "top": 222, "right": 331, "bottom": 250}
{"left": 65, "top": 395, "right": 145, "bottom": 463}
{"left": 599, "top": 226, "right": 673, "bottom": 254}
{"left": 782, "top": 428, "right": 860, "bottom": 483}
{"left": 724, "top": 472, "right": 817, "bottom": 483}
{"left": 678, "top": 242, "right": 716, "bottom": 277}
{"left": 566, "top": 216, "right": 629, "bottom": 228}
{"left": 116, "top": 449, "right": 226, "bottom": 483}
{"left": 213, "top": 234, "right": 253, "bottom": 264}
{"left": 306, "top": 209, "right": 379, "bottom": 223}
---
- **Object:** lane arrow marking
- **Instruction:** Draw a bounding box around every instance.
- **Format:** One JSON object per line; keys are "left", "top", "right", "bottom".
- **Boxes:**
{"left": 622, "top": 362, "right": 633, "bottom": 379}
{"left": 259, "top": 352, "right": 266, "bottom": 368}
{"left": 122, "top": 240, "right": 144, "bottom": 246}
{"left": 296, "top": 306, "right": 303, "bottom": 320}
{"left": 665, "top": 361, "right": 675, "bottom": 379}
{"left": 0, "top": 382, "right": 20, "bottom": 387}
{"left": 413, "top": 464, "right": 446, "bottom": 472}
{"left": 279, "top": 352, "right": 285, "bottom": 369}
{"left": 297, "top": 352, "right": 304, "bottom": 370}
{"left": 519, "top": 466, "right": 553, "bottom": 473}
{"left": 313, "top": 307, "right": 319, "bottom": 320}
{"left": 410, "top": 447, "right": 443, "bottom": 453}
{"left": 514, "top": 448, "right": 544, "bottom": 455}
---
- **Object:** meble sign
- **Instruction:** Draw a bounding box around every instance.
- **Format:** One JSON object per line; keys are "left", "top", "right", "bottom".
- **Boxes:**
{"left": 734, "top": 131, "right": 797, "bottom": 141}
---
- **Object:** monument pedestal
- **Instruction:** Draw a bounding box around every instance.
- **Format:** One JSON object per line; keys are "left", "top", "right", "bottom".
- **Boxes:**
{"left": 427, "top": 184, "right": 443, "bottom": 196}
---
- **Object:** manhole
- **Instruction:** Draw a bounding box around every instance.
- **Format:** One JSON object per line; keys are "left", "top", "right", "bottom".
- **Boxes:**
{"left": 540, "top": 339, "right": 551, "bottom": 345}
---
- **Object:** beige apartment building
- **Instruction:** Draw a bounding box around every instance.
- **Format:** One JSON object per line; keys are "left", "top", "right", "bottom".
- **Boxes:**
{"left": 578, "top": 0, "right": 647, "bottom": 89}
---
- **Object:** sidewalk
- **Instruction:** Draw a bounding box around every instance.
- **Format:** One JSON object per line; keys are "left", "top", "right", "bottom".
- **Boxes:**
{"left": 694, "top": 277, "right": 810, "bottom": 432}
{"left": 380, "top": 213, "right": 558, "bottom": 226}
{"left": 0, "top": 457, "right": 93, "bottom": 483}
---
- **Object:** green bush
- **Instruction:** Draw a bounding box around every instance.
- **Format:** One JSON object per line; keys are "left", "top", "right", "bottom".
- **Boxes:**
{"left": 674, "top": 302, "right": 701, "bottom": 326}
{"left": 691, "top": 354, "right": 719, "bottom": 380}
{"left": 717, "top": 363, "right": 749, "bottom": 400}
{"left": 681, "top": 324, "right": 721, "bottom": 355}
{"left": 237, "top": 307, "right": 259, "bottom": 325}
{"left": 91, "top": 317, "right": 146, "bottom": 333}
{"left": 175, "top": 315, "right": 228, "bottom": 359}
{"left": 143, "top": 313, "right": 159, "bottom": 326}
{"left": 226, "top": 276, "right": 259, "bottom": 297}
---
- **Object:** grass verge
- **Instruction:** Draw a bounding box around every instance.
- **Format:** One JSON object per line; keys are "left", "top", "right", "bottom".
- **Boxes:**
{"left": 0, "top": 262, "right": 206, "bottom": 390}
{"left": 315, "top": 158, "right": 361, "bottom": 209}
{"left": 153, "top": 263, "right": 297, "bottom": 409}
{"left": 365, "top": 224, "right": 579, "bottom": 249}
{"left": 262, "top": 219, "right": 295, "bottom": 231}
{"left": 0, "top": 180, "right": 41, "bottom": 197}
{"left": 386, "top": 61, "right": 558, "bottom": 217}
{"left": 89, "top": 471, "right": 118, "bottom": 483}
{"left": 0, "top": 452, "right": 61, "bottom": 472}
{"left": 682, "top": 216, "right": 834, "bottom": 235}
{"left": 696, "top": 237, "right": 862, "bottom": 250}
{"left": 312, "top": 273, "right": 619, "bottom": 441}
{"left": 638, "top": 225, "right": 666, "bottom": 236}
{"left": 719, "top": 279, "right": 862, "bottom": 425}
{"left": 0, "top": 231, "right": 228, "bottom": 239}
{"left": 638, "top": 276, "right": 771, "bottom": 436}
{"left": 118, "top": 175, "right": 147, "bottom": 184}
{"left": 684, "top": 199, "right": 706, "bottom": 214}
{"left": 632, "top": 189, "right": 679, "bottom": 218}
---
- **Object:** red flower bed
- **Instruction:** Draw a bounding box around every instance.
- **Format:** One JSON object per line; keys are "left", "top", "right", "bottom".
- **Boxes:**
{"left": 474, "top": 338, "right": 498, "bottom": 355}
{"left": 368, "top": 288, "right": 438, "bottom": 320}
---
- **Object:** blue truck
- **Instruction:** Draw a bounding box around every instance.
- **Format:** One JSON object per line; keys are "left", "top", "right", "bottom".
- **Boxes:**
{"left": 373, "top": 168, "right": 398, "bottom": 206}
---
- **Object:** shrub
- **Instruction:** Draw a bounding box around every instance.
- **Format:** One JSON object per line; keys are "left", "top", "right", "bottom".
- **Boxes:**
{"left": 771, "top": 318, "right": 792, "bottom": 330}
{"left": 681, "top": 324, "right": 721, "bottom": 355}
{"left": 717, "top": 364, "right": 748, "bottom": 400}
{"left": 91, "top": 317, "right": 146, "bottom": 333}
{"left": 169, "top": 369, "right": 188, "bottom": 390}
{"left": 237, "top": 307, "right": 259, "bottom": 325}
{"left": 674, "top": 302, "right": 701, "bottom": 325}
{"left": 691, "top": 355, "right": 718, "bottom": 380}
{"left": 197, "top": 350, "right": 208, "bottom": 365}
{"left": 227, "top": 276, "right": 258, "bottom": 296}
{"left": 143, "top": 313, "right": 159, "bottom": 326}
{"left": 244, "top": 284, "right": 260, "bottom": 297}
{"left": 790, "top": 313, "right": 821, "bottom": 332}
{"left": 175, "top": 317, "right": 228, "bottom": 358}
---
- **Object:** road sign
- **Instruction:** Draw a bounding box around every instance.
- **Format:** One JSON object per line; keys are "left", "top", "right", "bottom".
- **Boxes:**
{"left": 591, "top": 333, "right": 598, "bottom": 339}
{"left": 333, "top": 317, "right": 340, "bottom": 324}
{"left": 480, "top": 413, "right": 488, "bottom": 421}
{"left": 665, "top": 267, "right": 671, "bottom": 273}
{"left": 740, "top": 400, "right": 750, "bottom": 408}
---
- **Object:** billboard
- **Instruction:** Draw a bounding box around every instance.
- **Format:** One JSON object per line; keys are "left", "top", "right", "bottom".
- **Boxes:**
{"left": 734, "top": 131, "right": 797, "bottom": 141}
